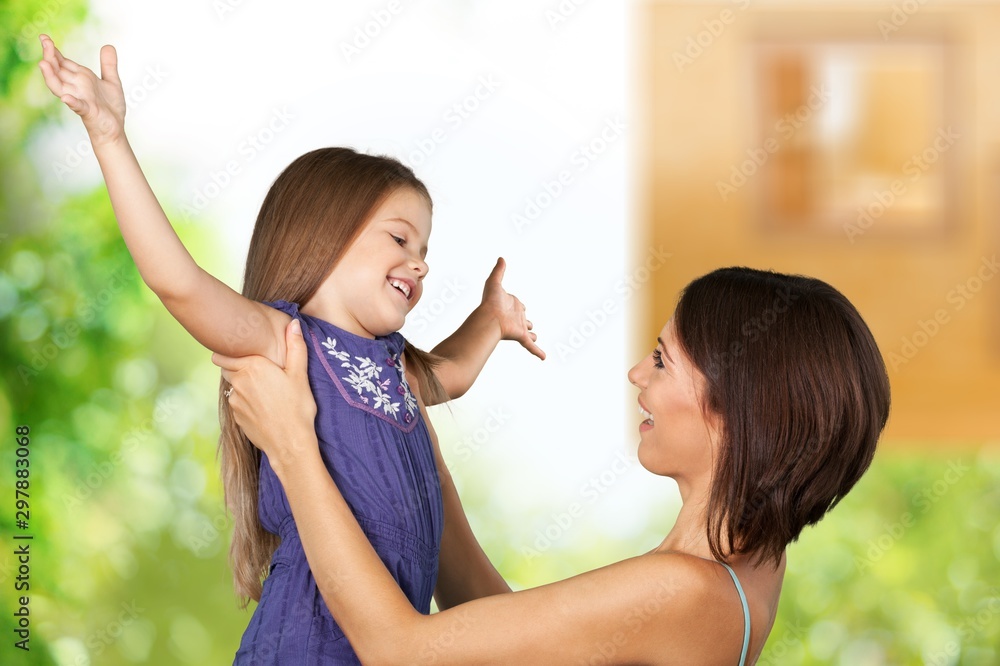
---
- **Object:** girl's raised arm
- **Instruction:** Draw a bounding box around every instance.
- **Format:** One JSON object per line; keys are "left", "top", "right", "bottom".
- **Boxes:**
{"left": 214, "top": 321, "right": 718, "bottom": 666}
{"left": 38, "top": 35, "right": 289, "bottom": 363}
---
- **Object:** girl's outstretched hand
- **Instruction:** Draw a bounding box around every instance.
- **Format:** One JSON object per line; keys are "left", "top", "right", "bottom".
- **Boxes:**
{"left": 38, "top": 34, "right": 126, "bottom": 146}
{"left": 481, "top": 257, "right": 546, "bottom": 361}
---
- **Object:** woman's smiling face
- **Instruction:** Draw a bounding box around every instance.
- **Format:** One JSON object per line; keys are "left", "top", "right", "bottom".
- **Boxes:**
{"left": 627, "top": 318, "right": 722, "bottom": 484}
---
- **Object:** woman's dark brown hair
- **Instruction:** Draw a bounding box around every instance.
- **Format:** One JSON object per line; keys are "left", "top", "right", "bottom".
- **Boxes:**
{"left": 220, "top": 147, "right": 445, "bottom": 606}
{"left": 673, "top": 267, "right": 891, "bottom": 568}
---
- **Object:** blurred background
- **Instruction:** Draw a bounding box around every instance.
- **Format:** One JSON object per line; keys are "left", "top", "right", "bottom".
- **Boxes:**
{"left": 1, "top": 0, "right": 997, "bottom": 664}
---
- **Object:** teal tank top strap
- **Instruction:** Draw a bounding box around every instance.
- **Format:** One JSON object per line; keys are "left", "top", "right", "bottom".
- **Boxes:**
{"left": 719, "top": 562, "right": 751, "bottom": 666}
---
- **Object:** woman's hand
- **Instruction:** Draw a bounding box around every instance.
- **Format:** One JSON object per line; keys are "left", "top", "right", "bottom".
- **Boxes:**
{"left": 38, "top": 34, "right": 126, "bottom": 146}
{"left": 480, "top": 257, "right": 545, "bottom": 360}
{"left": 212, "top": 319, "right": 319, "bottom": 474}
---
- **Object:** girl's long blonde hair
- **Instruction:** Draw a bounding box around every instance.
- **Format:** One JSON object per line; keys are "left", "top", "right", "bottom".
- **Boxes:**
{"left": 219, "top": 147, "right": 445, "bottom": 606}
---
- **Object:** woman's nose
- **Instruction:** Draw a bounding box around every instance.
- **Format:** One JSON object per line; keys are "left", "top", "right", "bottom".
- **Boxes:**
{"left": 627, "top": 360, "right": 645, "bottom": 388}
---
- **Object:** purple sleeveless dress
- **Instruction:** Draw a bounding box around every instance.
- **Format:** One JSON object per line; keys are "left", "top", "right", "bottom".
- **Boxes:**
{"left": 234, "top": 300, "right": 444, "bottom": 664}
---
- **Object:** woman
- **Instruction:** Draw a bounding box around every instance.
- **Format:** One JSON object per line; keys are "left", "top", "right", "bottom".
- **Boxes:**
{"left": 213, "top": 266, "right": 891, "bottom": 665}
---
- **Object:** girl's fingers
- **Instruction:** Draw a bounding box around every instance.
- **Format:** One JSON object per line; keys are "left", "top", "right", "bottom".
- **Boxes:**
{"left": 39, "top": 35, "right": 80, "bottom": 74}
{"left": 38, "top": 60, "right": 63, "bottom": 95}
{"left": 53, "top": 48, "right": 79, "bottom": 73}
{"left": 99, "top": 44, "right": 121, "bottom": 85}
{"left": 60, "top": 95, "right": 86, "bottom": 114}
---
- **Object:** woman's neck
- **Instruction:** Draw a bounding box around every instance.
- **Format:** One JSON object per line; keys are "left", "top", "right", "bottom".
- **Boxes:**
{"left": 655, "top": 479, "right": 720, "bottom": 560}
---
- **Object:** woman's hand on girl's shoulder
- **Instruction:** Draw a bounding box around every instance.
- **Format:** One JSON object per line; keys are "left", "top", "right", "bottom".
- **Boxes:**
{"left": 213, "top": 318, "right": 319, "bottom": 475}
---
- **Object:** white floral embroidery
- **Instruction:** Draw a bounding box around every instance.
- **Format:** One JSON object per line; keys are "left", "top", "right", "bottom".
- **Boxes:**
{"left": 325, "top": 337, "right": 412, "bottom": 420}
{"left": 355, "top": 356, "right": 383, "bottom": 379}
{"left": 322, "top": 337, "right": 351, "bottom": 363}
{"left": 400, "top": 376, "right": 418, "bottom": 417}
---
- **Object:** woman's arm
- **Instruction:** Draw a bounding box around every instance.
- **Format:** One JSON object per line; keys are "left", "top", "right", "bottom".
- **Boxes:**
{"left": 213, "top": 321, "right": 706, "bottom": 666}
{"left": 38, "top": 36, "right": 288, "bottom": 362}
{"left": 427, "top": 258, "right": 544, "bottom": 404}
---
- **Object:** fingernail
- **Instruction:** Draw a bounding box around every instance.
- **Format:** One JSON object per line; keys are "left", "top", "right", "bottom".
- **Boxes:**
{"left": 291, "top": 319, "right": 302, "bottom": 335}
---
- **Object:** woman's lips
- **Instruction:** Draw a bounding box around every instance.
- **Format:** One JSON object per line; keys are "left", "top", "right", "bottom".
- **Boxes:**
{"left": 638, "top": 398, "right": 654, "bottom": 431}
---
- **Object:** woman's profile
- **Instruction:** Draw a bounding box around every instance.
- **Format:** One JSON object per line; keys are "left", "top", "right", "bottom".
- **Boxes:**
{"left": 216, "top": 265, "right": 891, "bottom": 664}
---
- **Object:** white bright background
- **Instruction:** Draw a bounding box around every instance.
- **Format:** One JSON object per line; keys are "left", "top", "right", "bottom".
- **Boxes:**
{"left": 34, "top": 0, "right": 679, "bottom": 576}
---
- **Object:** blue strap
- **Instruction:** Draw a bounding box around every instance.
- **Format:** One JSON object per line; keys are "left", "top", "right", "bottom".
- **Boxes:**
{"left": 719, "top": 562, "right": 750, "bottom": 666}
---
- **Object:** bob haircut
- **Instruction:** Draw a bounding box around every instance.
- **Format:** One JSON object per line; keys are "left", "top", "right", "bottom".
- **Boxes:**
{"left": 672, "top": 266, "right": 891, "bottom": 568}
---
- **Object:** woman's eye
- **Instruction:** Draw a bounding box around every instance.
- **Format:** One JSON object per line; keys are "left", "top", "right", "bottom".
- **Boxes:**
{"left": 652, "top": 349, "right": 664, "bottom": 368}
{"left": 392, "top": 235, "right": 406, "bottom": 246}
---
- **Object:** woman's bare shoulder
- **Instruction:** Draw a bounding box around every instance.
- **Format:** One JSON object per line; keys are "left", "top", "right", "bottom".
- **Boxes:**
{"left": 623, "top": 551, "right": 780, "bottom": 664}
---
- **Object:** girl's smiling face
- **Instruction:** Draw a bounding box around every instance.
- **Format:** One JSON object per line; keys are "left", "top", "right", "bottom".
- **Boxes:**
{"left": 303, "top": 186, "right": 432, "bottom": 338}
{"left": 627, "top": 319, "right": 722, "bottom": 485}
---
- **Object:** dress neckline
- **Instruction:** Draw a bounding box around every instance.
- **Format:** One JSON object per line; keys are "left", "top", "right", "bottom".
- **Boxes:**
{"left": 271, "top": 299, "right": 403, "bottom": 350}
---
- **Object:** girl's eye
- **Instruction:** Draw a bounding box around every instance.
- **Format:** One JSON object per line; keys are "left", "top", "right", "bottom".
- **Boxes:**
{"left": 392, "top": 235, "right": 406, "bottom": 246}
{"left": 652, "top": 348, "right": 664, "bottom": 369}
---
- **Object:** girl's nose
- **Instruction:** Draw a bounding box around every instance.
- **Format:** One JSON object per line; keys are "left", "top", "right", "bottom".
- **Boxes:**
{"left": 413, "top": 256, "right": 429, "bottom": 279}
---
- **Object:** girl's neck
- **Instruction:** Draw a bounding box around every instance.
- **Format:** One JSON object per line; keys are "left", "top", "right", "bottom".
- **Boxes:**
{"left": 300, "top": 297, "right": 376, "bottom": 340}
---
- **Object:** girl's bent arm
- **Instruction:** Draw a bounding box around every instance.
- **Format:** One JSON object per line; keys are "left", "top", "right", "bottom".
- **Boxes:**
{"left": 39, "top": 36, "right": 288, "bottom": 361}
{"left": 405, "top": 370, "right": 510, "bottom": 606}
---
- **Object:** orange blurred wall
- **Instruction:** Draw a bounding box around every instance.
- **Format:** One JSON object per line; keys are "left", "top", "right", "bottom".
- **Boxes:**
{"left": 635, "top": 1, "right": 1000, "bottom": 442}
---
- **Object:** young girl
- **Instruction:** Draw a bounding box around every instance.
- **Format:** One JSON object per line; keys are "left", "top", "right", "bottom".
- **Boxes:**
{"left": 38, "top": 35, "right": 544, "bottom": 664}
